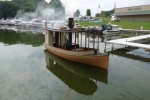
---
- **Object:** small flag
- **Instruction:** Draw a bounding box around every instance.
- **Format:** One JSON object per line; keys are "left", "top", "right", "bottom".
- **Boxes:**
{"left": 98, "top": 4, "right": 100, "bottom": 8}
{"left": 114, "top": 2, "right": 116, "bottom": 8}
{"left": 43, "top": 20, "right": 47, "bottom": 34}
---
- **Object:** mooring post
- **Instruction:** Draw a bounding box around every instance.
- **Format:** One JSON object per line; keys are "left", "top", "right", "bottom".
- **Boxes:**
{"left": 104, "top": 42, "right": 106, "bottom": 53}
{"left": 111, "top": 43, "right": 114, "bottom": 51}
{"left": 135, "top": 29, "right": 138, "bottom": 36}
{"left": 141, "top": 26, "right": 143, "bottom": 30}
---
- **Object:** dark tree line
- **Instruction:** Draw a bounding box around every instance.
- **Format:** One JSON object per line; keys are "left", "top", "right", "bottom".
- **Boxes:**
{"left": 95, "top": 9, "right": 114, "bottom": 17}
{"left": 12, "top": 0, "right": 37, "bottom": 12}
{"left": 0, "top": 0, "right": 65, "bottom": 19}
{"left": 0, "top": 1, "right": 19, "bottom": 19}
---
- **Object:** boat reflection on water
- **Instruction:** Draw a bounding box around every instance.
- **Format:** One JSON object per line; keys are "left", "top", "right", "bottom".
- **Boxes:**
{"left": 45, "top": 50, "right": 108, "bottom": 95}
{"left": 0, "top": 29, "right": 44, "bottom": 46}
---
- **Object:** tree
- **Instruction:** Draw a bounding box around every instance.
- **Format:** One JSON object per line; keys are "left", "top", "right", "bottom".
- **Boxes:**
{"left": 100, "top": 9, "right": 114, "bottom": 17}
{"left": 33, "top": 0, "right": 44, "bottom": 3}
{"left": 95, "top": 13, "right": 101, "bottom": 17}
{"left": 0, "top": 1, "right": 19, "bottom": 19}
{"left": 22, "top": 1, "right": 36, "bottom": 12}
{"left": 12, "top": 0, "right": 36, "bottom": 12}
{"left": 86, "top": 9, "right": 91, "bottom": 16}
{"left": 0, "top": 0, "right": 49, "bottom": 19}
{"left": 73, "top": 9, "right": 80, "bottom": 17}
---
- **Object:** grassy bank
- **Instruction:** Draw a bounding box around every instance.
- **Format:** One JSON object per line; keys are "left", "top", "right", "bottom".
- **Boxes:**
{"left": 79, "top": 17, "right": 150, "bottom": 30}
{"left": 112, "top": 22, "right": 150, "bottom": 30}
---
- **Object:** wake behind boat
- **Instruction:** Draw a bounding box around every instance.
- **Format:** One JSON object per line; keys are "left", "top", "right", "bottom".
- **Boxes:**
{"left": 44, "top": 18, "right": 109, "bottom": 69}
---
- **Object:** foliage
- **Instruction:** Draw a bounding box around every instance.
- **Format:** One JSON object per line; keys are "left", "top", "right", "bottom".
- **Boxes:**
{"left": 0, "top": 0, "right": 66, "bottom": 20}
{"left": 95, "top": 13, "right": 101, "bottom": 17}
{"left": 12, "top": 0, "right": 37, "bottom": 12}
{"left": 33, "top": 0, "right": 44, "bottom": 3}
{"left": 100, "top": 9, "right": 114, "bottom": 17}
{"left": 86, "top": 9, "right": 91, "bottom": 16}
{"left": 0, "top": 1, "right": 19, "bottom": 19}
{"left": 0, "top": 0, "right": 47, "bottom": 19}
{"left": 73, "top": 9, "right": 80, "bottom": 17}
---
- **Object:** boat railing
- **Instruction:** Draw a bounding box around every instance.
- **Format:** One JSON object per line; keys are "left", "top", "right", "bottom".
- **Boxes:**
{"left": 54, "top": 42, "right": 95, "bottom": 51}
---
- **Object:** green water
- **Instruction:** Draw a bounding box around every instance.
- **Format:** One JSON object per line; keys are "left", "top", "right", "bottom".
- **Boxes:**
{"left": 0, "top": 28, "right": 150, "bottom": 100}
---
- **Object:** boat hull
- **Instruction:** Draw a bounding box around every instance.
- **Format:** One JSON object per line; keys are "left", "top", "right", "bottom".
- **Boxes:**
{"left": 44, "top": 43, "right": 109, "bottom": 69}
{"left": 103, "top": 30, "right": 119, "bottom": 35}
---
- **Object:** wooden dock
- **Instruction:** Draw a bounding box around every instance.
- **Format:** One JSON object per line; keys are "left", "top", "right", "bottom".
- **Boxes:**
{"left": 120, "top": 29, "right": 150, "bottom": 34}
{"left": 105, "top": 34, "right": 150, "bottom": 52}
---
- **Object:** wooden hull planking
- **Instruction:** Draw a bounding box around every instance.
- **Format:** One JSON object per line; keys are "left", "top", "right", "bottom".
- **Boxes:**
{"left": 103, "top": 30, "right": 119, "bottom": 35}
{"left": 44, "top": 43, "right": 109, "bottom": 69}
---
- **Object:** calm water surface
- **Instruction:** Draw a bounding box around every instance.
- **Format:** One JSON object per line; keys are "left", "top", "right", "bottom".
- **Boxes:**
{"left": 0, "top": 28, "right": 150, "bottom": 100}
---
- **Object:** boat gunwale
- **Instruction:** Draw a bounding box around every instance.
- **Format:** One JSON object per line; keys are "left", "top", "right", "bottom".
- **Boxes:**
{"left": 44, "top": 43, "right": 108, "bottom": 57}
{"left": 48, "top": 28, "right": 87, "bottom": 33}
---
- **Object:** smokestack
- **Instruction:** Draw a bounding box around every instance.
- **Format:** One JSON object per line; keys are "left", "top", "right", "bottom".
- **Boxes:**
{"left": 67, "top": 18, "right": 74, "bottom": 50}
{"left": 68, "top": 18, "right": 74, "bottom": 29}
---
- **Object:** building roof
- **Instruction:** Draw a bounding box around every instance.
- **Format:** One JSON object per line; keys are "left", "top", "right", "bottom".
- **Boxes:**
{"left": 113, "top": 10, "right": 150, "bottom": 16}
{"left": 116, "top": 4, "right": 150, "bottom": 9}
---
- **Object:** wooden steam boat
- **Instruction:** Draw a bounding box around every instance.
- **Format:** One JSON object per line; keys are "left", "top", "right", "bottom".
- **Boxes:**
{"left": 44, "top": 18, "right": 109, "bottom": 69}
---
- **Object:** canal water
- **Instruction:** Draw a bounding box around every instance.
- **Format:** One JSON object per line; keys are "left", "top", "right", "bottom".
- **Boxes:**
{"left": 0, "top": 27, "right": 150, "bottom": 100}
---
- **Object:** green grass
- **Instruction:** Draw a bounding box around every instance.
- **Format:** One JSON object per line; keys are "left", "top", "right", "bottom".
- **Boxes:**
{"left": 79, "top": 17, "right": 150, "bottom": 30}
{"left": 111, "top": 22, "right": 150, "bottom": 30}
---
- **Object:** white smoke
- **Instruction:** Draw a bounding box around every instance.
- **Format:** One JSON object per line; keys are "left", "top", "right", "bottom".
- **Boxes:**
{"left": 60, "top": 0, "right": 74, "bottom": 18}
{"left": 14, "top": 0, "right": 77, "bottom": 29}
{"left": 46, "top": 0, "right": 74, "bottom": 16}
{"left": 15, "top": 0, "right": 74, "bottom": 21}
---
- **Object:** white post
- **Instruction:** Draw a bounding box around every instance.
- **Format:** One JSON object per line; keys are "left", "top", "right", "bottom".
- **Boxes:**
{"left": 141, "top": 26, "right": 143, "bottom": 30}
